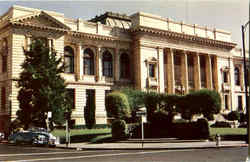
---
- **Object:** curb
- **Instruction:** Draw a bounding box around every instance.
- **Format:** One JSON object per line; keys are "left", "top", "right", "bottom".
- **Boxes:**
{"left": 56, "top": 144, "right": 248, "bottom": 151}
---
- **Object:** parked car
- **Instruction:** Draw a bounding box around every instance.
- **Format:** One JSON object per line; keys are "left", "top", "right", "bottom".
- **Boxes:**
{"left": 0, "top": 132, "right": 4, "bottom": 141}
{"left": 8, "top": 130, "right": 57, "bottom": 147}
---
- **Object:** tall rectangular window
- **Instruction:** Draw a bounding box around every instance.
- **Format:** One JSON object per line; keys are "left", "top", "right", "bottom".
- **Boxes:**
{"left": 2, "top": 55, "right": 7, "bottom": 73}
{"left": 149, "top": 64, "right": 156, "bottom": 78}
{"left": 238, "top": 96, "right": 243, "bottom": 111}
{"left": 1, "top": 87, "right": 6, "bottom": 111}
{"left": 223, "top": 71, "right": 228, "bottom": 83}
{"left": 2, "top": 38, "right": 8, "bottom": 73}
{"left": 188, "top": 55, "right": 194, "bottom": 88}
{"left": 224, "top": 95, "right": 229, "bottom": 110}
{"left": 174, "top": 54, "right": 181, "bottom": 86}
{"left": 200, "top": 55, "right": 206, "bottom": 88}
{"left": 66, "top": 88, "right": 75, "bottom": 110}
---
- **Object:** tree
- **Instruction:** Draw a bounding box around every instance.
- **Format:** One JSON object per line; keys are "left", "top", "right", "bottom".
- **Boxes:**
{"left": 178, "top": 89, "right": 221, "bottom": 121}
{"left": 16, "top": 39, "right": 71, "bottom": 130}
{"left": 105, "top": 92, "right": 131, "bottom": 119}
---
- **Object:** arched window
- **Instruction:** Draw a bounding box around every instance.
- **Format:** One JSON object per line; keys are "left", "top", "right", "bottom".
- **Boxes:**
{"left": 64, "top": 46, "right": 74, "bottom": 73}
{"left": 120, "top": 53, "right": 130, "bottom": 79}
{"left": 2, "top": 38, "right": 8, "bottom": 73}
{"left": 234, "top": 67, "right": 240, "bottom": 86}
{"left": 102, "top": 50, "right": 113, "bottom": 77}
{"left": 83, "top": 48, "right": 94, "bottom": 75}
{"left": 223, "top": 71, "right": 228, "bottom": 83}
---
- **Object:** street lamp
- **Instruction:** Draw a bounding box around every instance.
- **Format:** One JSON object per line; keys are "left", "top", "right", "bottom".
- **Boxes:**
{"left": 243, "top": 1, "right": 250, "bottom": 161}
{"left": 242, "top": 21, "right": 249, "bottom": 143}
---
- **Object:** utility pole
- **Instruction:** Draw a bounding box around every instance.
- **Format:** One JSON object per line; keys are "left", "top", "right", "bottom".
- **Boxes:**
{"left": 245, "top": 2, "right": 250, "bottom": 161}
{"left": 248, "top": 1, "right": 250, "bottom": 160}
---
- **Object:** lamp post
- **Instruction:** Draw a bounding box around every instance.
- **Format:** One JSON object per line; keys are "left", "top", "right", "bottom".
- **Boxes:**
{"left": 243, "top": 1, "right": 250, "bottom": 161}
{"left": 242, "top": 20, "right": 250, "bottom": 162}
{"left": 242, "top": 22, "right": 249, "bottom": 143}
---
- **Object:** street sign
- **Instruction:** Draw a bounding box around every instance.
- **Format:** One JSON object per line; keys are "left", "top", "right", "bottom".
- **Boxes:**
{"left": 48, "top": 111, "right": 52, "bottom": 118}
{"left": 136, "top": 111, "right": 146, "bottom": 117}
{"left": 142, "top": 116, "right": 146, "bottom": 123}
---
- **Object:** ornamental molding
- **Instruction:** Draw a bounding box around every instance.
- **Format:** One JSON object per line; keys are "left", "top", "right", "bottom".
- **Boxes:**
{"left": 9, "top": 11, "right": 70, "bottom": 30}
{"left": 130, "top": 26, "right": 237, "bottom": 50}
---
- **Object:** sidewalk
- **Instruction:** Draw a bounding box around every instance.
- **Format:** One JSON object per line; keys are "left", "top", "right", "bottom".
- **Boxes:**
{"left": 56, "top": 139, "right": 248, "bottom": 150}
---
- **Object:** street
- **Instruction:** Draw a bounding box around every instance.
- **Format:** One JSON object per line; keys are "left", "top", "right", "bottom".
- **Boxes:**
{"left": 0, "top": 143, "right": 247, "bottom": 162}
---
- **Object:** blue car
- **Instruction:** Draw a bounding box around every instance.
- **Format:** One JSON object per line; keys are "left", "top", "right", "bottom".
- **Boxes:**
{"left": 8, "top": 130, "right": 56, "bottom": 147}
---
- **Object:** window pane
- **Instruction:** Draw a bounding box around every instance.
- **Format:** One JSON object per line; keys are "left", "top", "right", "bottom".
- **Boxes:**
{"left": 120, "top": 53, "right": 130, "bottom": 79}
{"left": 2, "top": 55, "right": 7, "bottom": 73}
{"left": 234, "top": 68, "right": 240, "bottom": 86}
{"left": 64, "top": 46, "right": 74, "bottom": 73}
{"left": 149, "top": 64, "right": 155, "bottom": 77}
{"left": 102, "top": 51, "right": 112, "bottom": 77}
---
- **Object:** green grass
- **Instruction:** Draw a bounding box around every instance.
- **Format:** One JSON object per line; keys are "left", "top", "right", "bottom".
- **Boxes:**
{"left": 90, "top": 134, "right": 112, "bottom": 143}
{"left": 51, "top": 128, "right": 111, "bottom": 137}
{"left": 210, "top": 128, "right": 246, "bottom": 136}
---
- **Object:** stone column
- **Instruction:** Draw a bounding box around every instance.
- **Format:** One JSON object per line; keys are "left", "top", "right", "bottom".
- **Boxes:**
{"left": 48, "top": 39, "right": 54, "bottom": 51}
{"left": 212, "top": 55, "right": 219, "bottom": 91}
{"left": 114, "top": 48, "right": 119, "bottom": 81}
{"left": 25, "top": 35, "right": 31, "bottom": 50}
{"left": 166, "top": 48, "right": 175, "bottom": 94}
{"left": 181, "top": 51, "right": 188, "bottom": 94}
{"left": 205, "top": 54, "right": 213, "bottom": 89}
{"left": 157, "top": 47, "right": 165, "bottom": 93}
{"left": 193, "top": 53, "right": 201, "bottom": 90}
{"left": 95, "top": 47, "right": 101, "bottom": 82}
{"left": 76, "top": 44, "right": 81, "bottom": 80}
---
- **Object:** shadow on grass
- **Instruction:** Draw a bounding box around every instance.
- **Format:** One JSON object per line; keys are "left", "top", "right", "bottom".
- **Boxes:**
{"left": 59, "top": 133, "right": 111, "bottom": 144}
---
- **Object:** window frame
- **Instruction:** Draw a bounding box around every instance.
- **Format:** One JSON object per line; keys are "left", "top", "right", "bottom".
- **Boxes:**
{"left": 64, "top": 46, "right": 75, "bottom": 74}
{"left": 234, "top": 67, "right": 240, "bottom": 86}
{"left": 149, "top": 63, "right": 156, "bottom": 78}
{"left": 83, "top": 48, "right": 95, "bottom": 75}
{"left": 102, "top": 50, "right": 113, "bottom": 77}
{"left": 120, "top": 53, "right": 130, "bottom": 79}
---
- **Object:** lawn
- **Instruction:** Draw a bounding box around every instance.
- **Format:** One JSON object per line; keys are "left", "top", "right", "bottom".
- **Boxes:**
{"left": 210, "top": 128, "right": 246, "bottom": 136}
{"left": 51, "top": 128, "right": 111, "bottom": 137}
{"left": 51, "top": 127, "right": 246, "bottom": 143}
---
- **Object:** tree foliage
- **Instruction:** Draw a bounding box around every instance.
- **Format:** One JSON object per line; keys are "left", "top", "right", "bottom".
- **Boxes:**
{"left": 119, "top": 87, "right": 145, "bottom": 111}
{"left": 16, "top": 39, "right": 71, "bottom": 130}
{"left": 105, "top": 92, "right": 131, "bottom": 119}
{"left": 178, "top": 89, "right": 221, "bottom": 120}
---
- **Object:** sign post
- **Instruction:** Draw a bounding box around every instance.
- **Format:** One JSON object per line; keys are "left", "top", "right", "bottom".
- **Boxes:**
{"left": 136, "top": 108, "right": 147, "bottom": 149}
{"left": 64, "top": 112, "right": 70, "bottom": 147}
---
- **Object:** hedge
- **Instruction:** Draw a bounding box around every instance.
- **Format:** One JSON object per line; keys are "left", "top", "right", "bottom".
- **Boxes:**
{"left": 105, "top": 92, "right": 131, "bottom": 119}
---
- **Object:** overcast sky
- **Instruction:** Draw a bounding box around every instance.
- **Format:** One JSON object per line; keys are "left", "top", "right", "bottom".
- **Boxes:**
{"left": 0, "top": 0, "right": 248, "bottom": 47}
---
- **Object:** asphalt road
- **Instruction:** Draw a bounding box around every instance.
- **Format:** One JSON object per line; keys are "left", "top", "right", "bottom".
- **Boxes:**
{"left": 0, "top": 143, "right": 248, "bottom": 162}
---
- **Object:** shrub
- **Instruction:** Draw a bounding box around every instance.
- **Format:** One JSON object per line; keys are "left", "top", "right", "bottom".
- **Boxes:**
{"left": 239, "top": 113, "right": 247, "bottom": 123}
{"left": 203, "top": 113, "right": 214, "bottom": 121}
{"left": 84, "top": 97, "right": 96, "bottom": 129}
{"left": 227, "top": 111, "right": 240, "bottom": 121}
{"left": 196, "top": 118, "right": 209, "bottom": 139}
{"left": 111, "top": 119, "right": 127, "bottom": 139}
{"left": 179, "top": 89, "right": 221, "bottom": 120}
{"left": 151, "top": 110, "right": 170, "bottom": 127}
{"left": 144, "top": 91, "right": 161, "bottom": 122}
{"left": 210, "top": 121, "right": 231, "bottom": 128}
{"left": 172, "top": 119, "right": 210, "bottom": 139}
{"left": 105, "top": 92, "right": 131, "bottom": 119}
{"left": 120, "top": 88, "right": 146, "bottom": 112}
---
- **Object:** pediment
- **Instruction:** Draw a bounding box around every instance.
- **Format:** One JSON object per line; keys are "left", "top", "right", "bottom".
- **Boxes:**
{"left": 10, "top": 11, "right": 70, "bottom": 30}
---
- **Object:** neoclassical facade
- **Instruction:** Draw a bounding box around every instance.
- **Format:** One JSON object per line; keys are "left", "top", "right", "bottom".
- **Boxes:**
{"left": 0, "top": 5, "right": 247, "bottom": 132}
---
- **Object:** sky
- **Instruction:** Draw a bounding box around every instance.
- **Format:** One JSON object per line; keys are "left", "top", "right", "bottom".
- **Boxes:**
{"left": 0, "top": 0, "right": 248, "bottom": 47}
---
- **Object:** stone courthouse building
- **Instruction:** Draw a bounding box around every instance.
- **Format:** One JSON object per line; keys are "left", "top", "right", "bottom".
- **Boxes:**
{"left": 0, "top": 5, "right": 247, "bottom": 132}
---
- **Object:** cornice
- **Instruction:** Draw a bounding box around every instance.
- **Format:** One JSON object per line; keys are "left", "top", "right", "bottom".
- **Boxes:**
{"left": 130, "top": 26, "right": 237, "bottom": 50}
{"left": 10, "top": 21, "right": 67, "bottom": 33}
